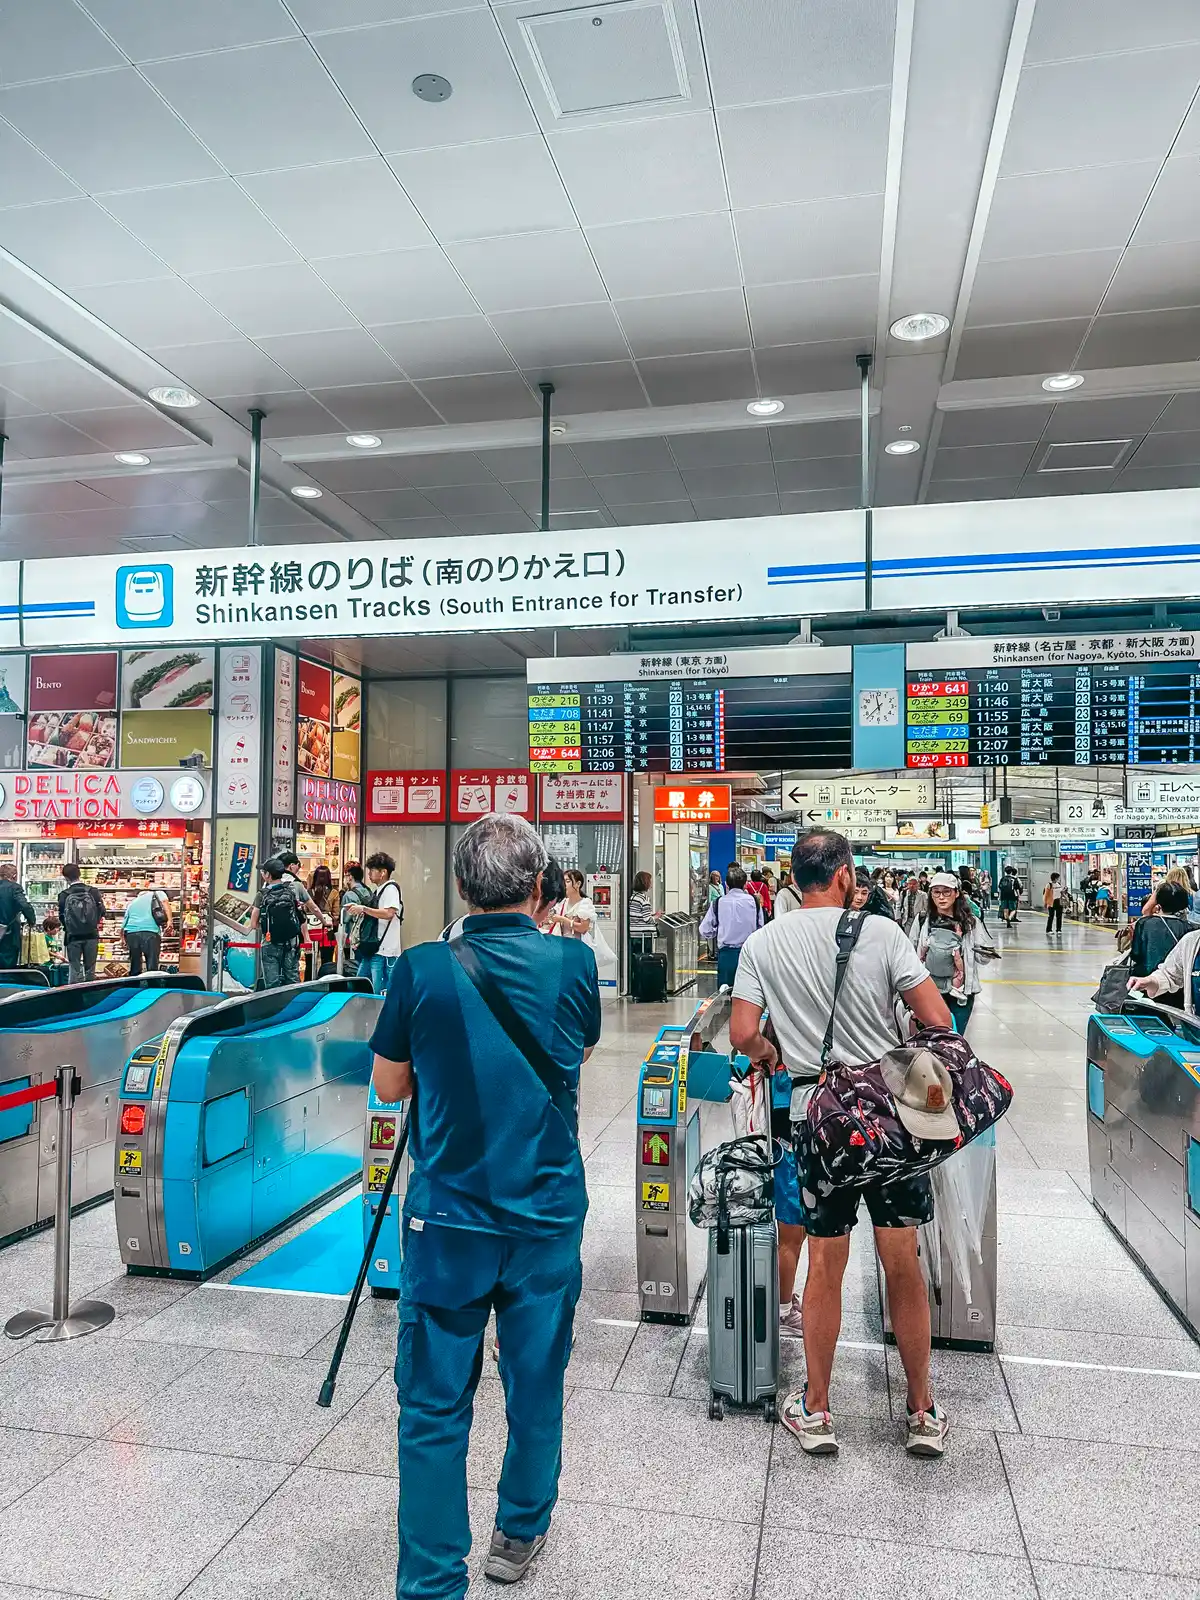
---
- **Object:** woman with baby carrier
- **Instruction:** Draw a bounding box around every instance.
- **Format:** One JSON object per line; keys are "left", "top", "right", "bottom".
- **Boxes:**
{"left": 908, "top": 871, "right": 996, "bottom": 1033}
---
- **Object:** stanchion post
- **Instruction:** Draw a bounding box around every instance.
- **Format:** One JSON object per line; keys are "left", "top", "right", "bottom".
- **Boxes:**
{"left": 4, "top": 1065, "right": 114, "bottom": 1343}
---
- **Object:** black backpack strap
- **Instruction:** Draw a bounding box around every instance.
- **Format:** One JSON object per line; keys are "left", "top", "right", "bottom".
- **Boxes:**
{"left": 448, "top": 930, "right": 577, "bottom": 1135}
{"left": 821, "top": 911, "right": 868, "bottom": 1070}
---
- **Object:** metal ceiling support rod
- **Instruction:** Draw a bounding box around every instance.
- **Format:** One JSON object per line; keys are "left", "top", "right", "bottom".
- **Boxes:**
{"left": 539, "top": 383, "right": 555, "bottom": 534}
{"left": 248, "top": 408, "right": 265, "bottom": 549}
{"left": 856, "top": 353, "right": 872, "bottom": 610}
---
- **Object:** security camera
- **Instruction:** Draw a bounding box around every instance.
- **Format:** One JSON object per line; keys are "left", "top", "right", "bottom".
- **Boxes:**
{"left": 1042, "top": 607, "right": 1060, "bottom": 622}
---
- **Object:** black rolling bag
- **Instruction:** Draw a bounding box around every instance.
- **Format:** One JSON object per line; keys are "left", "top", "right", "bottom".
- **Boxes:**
{"left": 631, "top": 950, "right": 668, "bottom": 1003}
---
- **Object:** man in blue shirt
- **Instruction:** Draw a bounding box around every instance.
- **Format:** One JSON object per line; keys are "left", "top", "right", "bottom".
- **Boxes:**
{"left": 370, "top": 813, "right": 601, "bottom": 1599}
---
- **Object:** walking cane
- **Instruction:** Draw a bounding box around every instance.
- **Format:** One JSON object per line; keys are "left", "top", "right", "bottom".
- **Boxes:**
{"left": 317, "top": 1114, "right": 410, "bottom": 1407}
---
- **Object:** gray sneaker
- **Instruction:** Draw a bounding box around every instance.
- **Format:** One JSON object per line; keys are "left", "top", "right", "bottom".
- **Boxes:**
{"left": 484, "top": 1528, "right": 547, "bottom": 1584}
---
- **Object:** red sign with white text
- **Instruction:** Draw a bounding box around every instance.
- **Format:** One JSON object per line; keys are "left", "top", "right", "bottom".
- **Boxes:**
{"left": 450, "top": 770, "right": 533, "bottom": 823}
{"left": 298, "top": 659, "right": 332, "bottom": 723}
{"left": 41, "top": 820, "right": 187, "bottom": 839}
{"left": 653, "top": 784, "right": 732, "bottom": 824}
{"left": 28, "top": 652, "right": 118, "bottom": 712}
{"left": 538, "top": 774, "right": 625, "bottom": 821}
{"left": 366, "top": 770, "right": 446, "bottom": 823}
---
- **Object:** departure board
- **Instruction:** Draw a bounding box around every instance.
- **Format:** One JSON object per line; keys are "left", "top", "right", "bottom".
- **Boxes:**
{"left": 528, "top": 646, "right": 852, "bottom": 774}
{"left": 906, "top": 633, "right": 1200, "bottom": 767}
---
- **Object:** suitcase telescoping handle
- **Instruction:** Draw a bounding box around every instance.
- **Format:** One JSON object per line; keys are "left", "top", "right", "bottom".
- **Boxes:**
{"left": 317, "top": 1112, "right": 410, "bottom": 1408}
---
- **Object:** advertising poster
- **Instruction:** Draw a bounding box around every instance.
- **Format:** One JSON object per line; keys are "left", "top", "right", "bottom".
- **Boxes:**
{"left": 332, "top": 670, "right": 362, "bottom": 783}
{"left": 273, "top": 650, "right": 295, "bottom": 815}
{"left": 213, "top": 816, "right": 259, "bottom": 931}
{"left": 539, "top": 773, "right": 625, "bottom": 820}
{"left": 298, "top": 658, "right": 332, "bottom": 777}
{"left": 120, "top": 709, "right": 213, "bottom": 769}
{"left": 0, "top": 655, "right": 25, "bottom": 770}
{"left": 366, "top": 770, "right": 446, "bottom": 823}
{"left": 216, "top": 645, "right": 261, "bottom": 814}
{"left": 121, "top": 647, "right": 214, "bottom": 710}
{"left": 26, "top": 651, "right": 118, "bottom": 769}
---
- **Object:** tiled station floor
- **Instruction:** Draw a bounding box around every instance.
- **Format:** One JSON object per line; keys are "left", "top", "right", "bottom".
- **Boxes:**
{"left": 0, "top": 917, "right": 1196, "bottom": 1598}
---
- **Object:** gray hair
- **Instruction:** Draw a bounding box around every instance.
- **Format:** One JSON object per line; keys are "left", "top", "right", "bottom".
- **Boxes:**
{"left": 453, "top": 813, "right": 548, "bottom": 910}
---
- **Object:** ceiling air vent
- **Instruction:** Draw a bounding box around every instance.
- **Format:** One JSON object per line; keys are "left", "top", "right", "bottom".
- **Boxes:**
{"left": 519, "top": 0, "right": 691, "bottom": 119}
{"left": 1037, "top": 439, "right": 1133, "bottom": 473}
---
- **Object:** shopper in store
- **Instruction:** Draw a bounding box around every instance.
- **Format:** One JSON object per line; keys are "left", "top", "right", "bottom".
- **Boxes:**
{"left": 729, "top": 829, "right": 952, "bottom": 1459}
{"left": 57, "top": 862, "right": 106, "bottom": 984}
{"left": 121, "top": 882, "right": 171, "bottom": 975}
{"left": 0, "top": 864, "right": 37, "bottom": 971}
{"left": 251, "top": 858, "right": 304, "bottom": 989}
{"left": 340, "top": 863, "right": 373, "bottom": 974}
{"left": 369, "top": 813, "right": 600, "bottom": 1595}
{"left": 1043, "top": 872, "right": 1065, "bottom": 937}
{"left": 699, "top": 863, "right": 762, "bottom": 988}
{"left": 346, "top": 851, "right": 404, "bottom": 995}
{"left": 910, "top": 871, "right": 995, "bottom": 1033}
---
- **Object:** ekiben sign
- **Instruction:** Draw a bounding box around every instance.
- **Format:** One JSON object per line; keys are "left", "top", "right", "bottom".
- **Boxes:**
{"left": 16, "top": 515, "right": 864, "bottom": 649}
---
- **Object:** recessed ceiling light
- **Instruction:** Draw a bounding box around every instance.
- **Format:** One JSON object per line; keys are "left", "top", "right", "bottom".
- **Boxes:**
{"left": 889, "top": 312, "right": 950, "bottom": 342}
{"left": 114, "top": 451, "right": 150, "bottom": 466}
{"left": 885, "top": 439, "right": 922, "bottom": 455}
{"left": 747, "top": 398, "right": 785, "bottom": 417}
{"left": 291, "top": 484, "right": 322, "bottom": 499}
{"left": 1042, "top": 372, "right": 1085, "bottom": 392}
{"left": 147, "top": 385, "right": 199, "bottom": 408}
{"left": 346, "top": 433, "right": 382, "bottom": 449}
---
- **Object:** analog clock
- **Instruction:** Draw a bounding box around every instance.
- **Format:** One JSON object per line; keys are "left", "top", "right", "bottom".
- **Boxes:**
{"left": 858, "top": 687, "right": 899, "bottom": 727}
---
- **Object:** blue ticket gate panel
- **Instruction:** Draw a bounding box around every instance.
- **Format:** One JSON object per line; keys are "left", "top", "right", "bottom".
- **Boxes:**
{"left": 0, "top": 972, "right": 211, "bottom": 1247}
{"left": 362, "top": 1087, "right": 409, "bottom": 1295}
{"left": 114, "top": 977, "right": 378, "bottom": 1279}
{"left": 1087, "top": 1005, "right": 1200, "bottom": 1331}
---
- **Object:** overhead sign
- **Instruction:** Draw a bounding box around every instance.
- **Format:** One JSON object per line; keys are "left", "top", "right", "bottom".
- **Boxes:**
{"left": 782, "top": 776, "right": 934, "bottom": 811}
{"left": 0, "top": 769, "right": 210, "bottom": 822}
{"left": 539, "top": 773, "right": 625, "bottom": 820}
{"left": 653, "top": 784, "right": 732, "bottom": 824}
{"left": 1126, "top": 776, "right": 1200, "bottom": 807}
{"left": 799, "top": 806, "right": 898, "bottom": 828}
{"left": 764, "top": 831, "right": 796, "bottom": 849}
{"left": 365, "top": 769, "right": 446, "bottom": 823}
{"left": 17, "top": 514, "right": 865, "bottom": 649}
{"left": 875, "top": 490, "right": 1200, "bottom": 612}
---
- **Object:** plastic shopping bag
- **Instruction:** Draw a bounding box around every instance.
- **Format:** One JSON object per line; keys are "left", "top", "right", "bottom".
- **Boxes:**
{"left": 928, "top": 1126, "right": 996, "bottom": 1305}
{"left": 729, "top": 1059, "right": 769, "bottom": 1138}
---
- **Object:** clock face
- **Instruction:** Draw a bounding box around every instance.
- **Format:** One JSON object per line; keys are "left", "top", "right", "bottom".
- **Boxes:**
{"left": 859, "top": 687, "right": 900, "bottom": 727}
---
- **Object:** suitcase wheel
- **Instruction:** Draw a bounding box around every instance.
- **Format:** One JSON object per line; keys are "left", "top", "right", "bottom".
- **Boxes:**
{"left": 708, "top": 1395, "right": 725, "bottom": 1421}
{"left": 762, "top": 1398, "right": 777, "bottom": 1424}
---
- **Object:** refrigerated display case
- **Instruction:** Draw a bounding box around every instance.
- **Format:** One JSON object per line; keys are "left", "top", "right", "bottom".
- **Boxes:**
{"left": 22, "top": 838, "right": 69, "bottom": 924}
{"left": 76, "top": 839, "right": 185, "bottom": 974}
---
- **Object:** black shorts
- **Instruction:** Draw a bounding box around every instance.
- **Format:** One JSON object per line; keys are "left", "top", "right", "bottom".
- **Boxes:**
{"left": 796, "top": 1165, "right": 934, "bottom": 1238}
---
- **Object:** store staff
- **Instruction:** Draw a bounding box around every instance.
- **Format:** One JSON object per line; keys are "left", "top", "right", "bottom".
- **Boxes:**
{"left": 370, "top": 813, "right": 600, "bottom": 1597}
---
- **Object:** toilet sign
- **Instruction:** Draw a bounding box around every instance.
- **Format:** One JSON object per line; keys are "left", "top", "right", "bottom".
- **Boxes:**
{"left": 642, "top": 1130, "right": 670, "bottom": 1166}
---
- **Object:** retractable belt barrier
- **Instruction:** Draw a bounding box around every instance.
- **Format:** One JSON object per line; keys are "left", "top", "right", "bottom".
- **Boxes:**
{"left": 636, "top": 988, "right": 734, "bottom": 1324}
{"left": 4, "top": 1066, "right": 115, "bottom": 1343}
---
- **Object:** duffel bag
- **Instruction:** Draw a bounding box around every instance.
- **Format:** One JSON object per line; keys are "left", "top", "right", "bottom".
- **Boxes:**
{"left": 688, "top": 1137, "right": 776, "bottom": 1239}
{"left": 796, "top": 1027, "right": 1012, "bottom": 1195}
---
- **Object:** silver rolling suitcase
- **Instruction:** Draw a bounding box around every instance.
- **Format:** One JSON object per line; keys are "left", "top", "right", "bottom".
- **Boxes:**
{"left": 706, "top": 1219, "right": 779, "bottom": 1421}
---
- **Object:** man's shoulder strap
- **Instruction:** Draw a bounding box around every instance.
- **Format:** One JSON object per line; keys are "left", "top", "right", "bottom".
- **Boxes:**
{"left": 820, "top": 910, "right": 868, "bottom": 1069}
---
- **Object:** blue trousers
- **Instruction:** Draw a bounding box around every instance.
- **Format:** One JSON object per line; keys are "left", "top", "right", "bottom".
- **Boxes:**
{"left": 716, "top": 944, "right": 742, "bottom": 990}
{"left": 362, "top": 952, "right": 400, "bottom": 995}
{"left": 395, "top": 1221, "right": 583, "bottom": 1600}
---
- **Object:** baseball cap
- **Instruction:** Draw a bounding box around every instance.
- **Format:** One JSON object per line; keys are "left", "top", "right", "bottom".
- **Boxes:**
{"left": 880, "top": 1047, "right": 961, "bottom": 1142}
{"left": 929, "top": 871, "right": 960, "bottom": 892}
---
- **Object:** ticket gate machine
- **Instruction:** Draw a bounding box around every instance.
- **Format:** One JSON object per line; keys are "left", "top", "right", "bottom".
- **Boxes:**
{"left": 115, "top": 977, "right": 378, "bottom": 1279}
{"left": 637, "top": 990, "right": 733, "bottom": 1324}
{"left": 0, "top": 972, "right": 210, "bottom": 1246}
{"left": 1087, "top": 1002, "right": 1200, "bottom": 1333}
{"left": 0, "top": 969, "right": 49, "bottom": 1001}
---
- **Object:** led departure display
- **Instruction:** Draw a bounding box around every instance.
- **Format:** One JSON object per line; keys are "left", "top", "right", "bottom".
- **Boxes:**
{"left": 906, "top": 634, "right": 1200, "bottom": 767}
{"left": 528, "top": 647, "right": 853, "bottom": 775}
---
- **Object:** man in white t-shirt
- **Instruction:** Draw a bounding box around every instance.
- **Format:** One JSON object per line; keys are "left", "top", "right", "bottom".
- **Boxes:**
{"left": 730, "top": 829, "right": 952, "bottom": 1461}
{"left": 347, "top": 851, "right": 404, "bottom": 995}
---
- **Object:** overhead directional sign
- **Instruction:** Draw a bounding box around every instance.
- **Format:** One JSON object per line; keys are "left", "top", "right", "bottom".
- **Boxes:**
{"left": 782, "top": 776, "right": 934, "bottom": 811}
{"left": 802, "top": 806, "right": 898, "bottom": 828}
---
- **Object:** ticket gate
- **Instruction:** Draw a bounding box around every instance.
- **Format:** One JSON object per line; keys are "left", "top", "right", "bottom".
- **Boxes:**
{"left": 0, "top": 968, "right": 49, "bottom": 1001}
{"left": 361, "top": 1085, "right": 409, "bottom": 1297}
{"left": 637, "top": 990, "right": 733, "bottom": 1324}
{"left": 1087, "top": 1001, "right": 1200, "bottom": 1333}
{"left": 0, "top": 972, "right": 211, "bottom": 1247}
{"left": 114, "top": 977, "right": 379, "bottom": 1279}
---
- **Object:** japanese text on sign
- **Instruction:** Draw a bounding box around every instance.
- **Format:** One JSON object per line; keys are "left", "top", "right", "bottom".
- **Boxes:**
{"left": 653, "top": 785, "right": 732, "bottom": 824}
{"left": 365, "top": 770, "right": 446, "bottom": 823}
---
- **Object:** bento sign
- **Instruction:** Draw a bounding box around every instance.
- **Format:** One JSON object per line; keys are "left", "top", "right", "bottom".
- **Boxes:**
{"left": 0, "top": 770, "right": 209, "bottom": 821}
